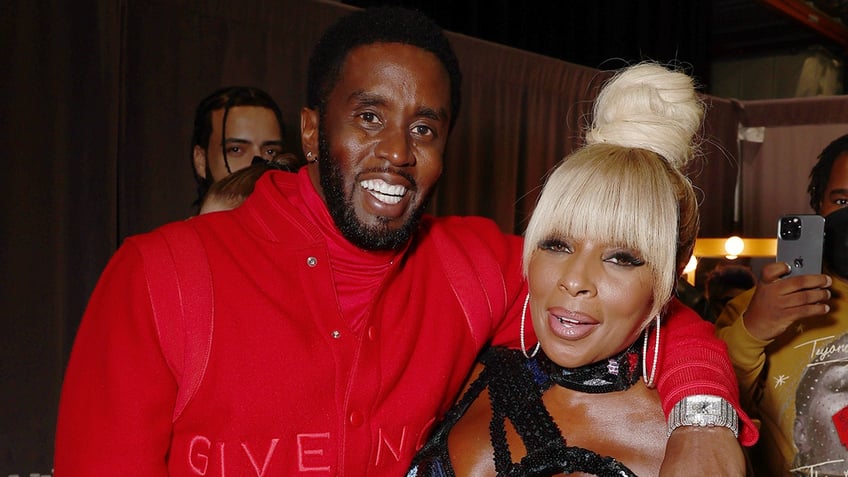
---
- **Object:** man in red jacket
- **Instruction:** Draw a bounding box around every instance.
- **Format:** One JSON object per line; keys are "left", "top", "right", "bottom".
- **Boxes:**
{"left": 55, "top": 6, "right": 754, "bottom": 476}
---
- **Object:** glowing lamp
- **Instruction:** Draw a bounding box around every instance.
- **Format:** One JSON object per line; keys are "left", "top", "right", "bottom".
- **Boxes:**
{"left": 724, "top": 236, "right": 745, "bottom": 259}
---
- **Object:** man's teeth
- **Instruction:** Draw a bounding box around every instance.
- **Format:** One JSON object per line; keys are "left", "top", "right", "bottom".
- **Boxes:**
{"left": 361, "top": 179, "right": 407, "bottom": 205}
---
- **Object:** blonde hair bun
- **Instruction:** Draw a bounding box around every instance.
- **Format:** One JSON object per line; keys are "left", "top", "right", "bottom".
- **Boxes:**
{"left": 584, "top": 62, "right": 702, "bottom": 171}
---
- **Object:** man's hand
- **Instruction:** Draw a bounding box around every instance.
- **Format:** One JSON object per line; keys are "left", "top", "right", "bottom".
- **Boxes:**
{"left": 661, "top": 426, "right": 745, "bottom": 476}
{"left": 742, "top": 262, "right": 831, "bottom": 341}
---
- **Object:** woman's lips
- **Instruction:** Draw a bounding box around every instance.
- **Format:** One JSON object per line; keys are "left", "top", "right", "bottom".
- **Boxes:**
{"left": 546, "top": 309, "right": 598, "bottom": 341}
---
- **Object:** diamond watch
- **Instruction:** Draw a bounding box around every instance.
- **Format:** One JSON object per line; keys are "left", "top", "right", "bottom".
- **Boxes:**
{"left": 667, "top": 394, "right": 739, "bottom": 438}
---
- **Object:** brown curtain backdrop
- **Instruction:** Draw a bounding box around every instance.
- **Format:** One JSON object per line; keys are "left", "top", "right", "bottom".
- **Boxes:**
{"left": 1, "top": 0, "right": 121, "bottom": 471}
{"left": 118, "top": 0, "right": 352, "bottom": 237}
{"left": 2, "top": 0, "right": 847, "bottom": 472}
{"left": 692, "top": 96, "right": 744, "bottom": 238}
{"left": 439, "top": 35, "right": 608, "bottom": 234}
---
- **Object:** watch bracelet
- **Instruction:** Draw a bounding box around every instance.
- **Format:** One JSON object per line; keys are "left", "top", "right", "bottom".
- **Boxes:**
{"left": 667, "top": 395, "right": 739, "bottom": 438}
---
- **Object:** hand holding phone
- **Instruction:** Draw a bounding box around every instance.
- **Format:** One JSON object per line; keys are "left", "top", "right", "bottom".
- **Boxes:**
{"left": 776, "top": 214, "right": 825, "bottom": 277}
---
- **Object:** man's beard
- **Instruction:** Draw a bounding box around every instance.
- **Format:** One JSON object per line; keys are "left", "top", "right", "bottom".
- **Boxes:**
{"left": 317, "top": 128, "right": 434, "bottom": 251}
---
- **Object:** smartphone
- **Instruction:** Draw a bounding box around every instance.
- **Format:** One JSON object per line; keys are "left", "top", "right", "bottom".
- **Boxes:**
{"left": 776, "top": 214, "right": 825, "bottom": 277}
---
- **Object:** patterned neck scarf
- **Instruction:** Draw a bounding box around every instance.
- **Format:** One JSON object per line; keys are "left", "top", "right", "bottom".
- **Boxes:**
{"left": 530, "top": 339, "right": 643, "bottom": 394}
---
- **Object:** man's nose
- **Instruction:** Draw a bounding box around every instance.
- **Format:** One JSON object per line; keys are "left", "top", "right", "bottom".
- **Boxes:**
{"left": 375, "top": 127, "right": 414, "bottom": 166}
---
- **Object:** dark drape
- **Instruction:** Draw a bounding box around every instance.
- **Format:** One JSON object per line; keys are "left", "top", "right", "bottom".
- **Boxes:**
{"left": 438, "top": 36, "right": 607, "bottom": 234}
{"left": 119, "top": 0, "right": 351, "bottom": 237}
{"left": 1, "top": 0, "right": 121, "bottom": 471}
{"left": 2, "top": 0, "right": 846, "bottom": 472}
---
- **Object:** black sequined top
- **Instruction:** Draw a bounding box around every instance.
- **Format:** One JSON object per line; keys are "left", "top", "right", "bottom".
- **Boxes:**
{"left": 406, "top": 342, "right": 644, "bottom": 477}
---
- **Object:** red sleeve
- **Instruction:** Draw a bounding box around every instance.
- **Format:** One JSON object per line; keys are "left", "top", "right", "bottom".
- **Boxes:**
{"left": 657, "top": 298, "right": 759, "bottom": 446}
{"left": 490, "top": 270, "right": 530, "bottom": 350}
{"left": 54, "top": 241, "right": 176, "bottom": 475}
{"left": 475, "top": 224, "right": 527, "bottom": 350}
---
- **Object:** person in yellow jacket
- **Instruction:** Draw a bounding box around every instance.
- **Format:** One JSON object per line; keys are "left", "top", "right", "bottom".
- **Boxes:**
{"left": 716, "top": 133, "right": 848, "bottom": 477}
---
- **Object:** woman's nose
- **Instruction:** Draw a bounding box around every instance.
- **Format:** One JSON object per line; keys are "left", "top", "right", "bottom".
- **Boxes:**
{"left": 558, "top": 261, "right": 597, "bottom": 297}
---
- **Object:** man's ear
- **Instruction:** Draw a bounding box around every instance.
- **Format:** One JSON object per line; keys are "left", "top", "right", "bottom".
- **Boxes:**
{"left": 301, "top": 107, "right": 319, "bottom": 158}
{"left": 193, "top": 145, "right": 208, "bottom": 179}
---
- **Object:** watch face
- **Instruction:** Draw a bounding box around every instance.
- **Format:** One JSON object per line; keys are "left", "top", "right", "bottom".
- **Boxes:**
{"left": 672, "top": 396, "right": 738, "bottom": 438}
{"left": 687, "top": 397, "right": 719, "bottom": 414}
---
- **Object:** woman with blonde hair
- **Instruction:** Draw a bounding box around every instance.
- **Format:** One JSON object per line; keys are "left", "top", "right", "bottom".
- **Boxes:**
{"left": 407, "top": 63, "right": 746, "bottom": 476}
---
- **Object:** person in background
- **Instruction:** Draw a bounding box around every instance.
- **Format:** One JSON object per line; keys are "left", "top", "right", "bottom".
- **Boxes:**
{"left": 198, "top": 159, "right": 295, "bottom": 214}
{"left": 716, "top": 133, "right": 848, "bottom": 476}
{"left": 408, "top": 62, "right": 748, "bottom": 477}
{"left": 190, "top": 85, "right": 300, "bottom": 206}
{"left": 56, "top": 7, "right": 754, "bottom": 475}
{"left": 704, "top": 264, "right": 756, "bottom": 322}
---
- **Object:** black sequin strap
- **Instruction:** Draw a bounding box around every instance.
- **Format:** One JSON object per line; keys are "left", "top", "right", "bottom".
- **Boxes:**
{"left": 482, "top": 347, "right": 639, "bottom": 477}
{"left": 536, "top": 339, "right": 642, "bottom": 393}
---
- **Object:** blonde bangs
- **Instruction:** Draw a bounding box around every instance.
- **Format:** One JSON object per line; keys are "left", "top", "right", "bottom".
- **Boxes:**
{"left": 523, "top": 144, "right": 680, "bottom": 315}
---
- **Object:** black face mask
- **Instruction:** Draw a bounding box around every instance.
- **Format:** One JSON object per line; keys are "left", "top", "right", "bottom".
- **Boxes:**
{"left": 824, "top": 207, "right": 848, "bottom": 280}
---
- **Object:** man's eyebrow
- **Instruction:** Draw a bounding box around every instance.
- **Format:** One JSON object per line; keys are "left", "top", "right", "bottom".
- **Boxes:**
{"left": 416, "top": 106, "right": 448, "bottom": 123}
{"left": 223, "top": 138, "right": 283, "bottom": 148}
{"left": 349, "top": 90, "right": 386, "bottom": 108}
{"left": 827, "top": 188, "right": 848, "bottom": 197}
{"left": 349, "top": 91, "right": 448, "bottom": 122}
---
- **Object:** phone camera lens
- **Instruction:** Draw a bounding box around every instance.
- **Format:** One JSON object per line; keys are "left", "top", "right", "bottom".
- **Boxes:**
{"left": 780, "top": 216, "right": 803, "bottom": 241}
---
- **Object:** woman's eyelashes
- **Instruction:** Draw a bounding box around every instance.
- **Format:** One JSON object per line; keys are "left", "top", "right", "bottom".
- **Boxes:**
{"left": 604, "top": 251, "right": 646, "bottom": 267}
{"left": 537, "top": 237, "right": 645, "bottom": 267}
{"left": 538, "top": 238, "right": 571, "bottom": 254}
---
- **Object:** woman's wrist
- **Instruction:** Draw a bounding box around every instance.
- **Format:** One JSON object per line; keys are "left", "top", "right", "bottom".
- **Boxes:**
{"left": 667, "top": 394, "right": 739, "bottom": 438}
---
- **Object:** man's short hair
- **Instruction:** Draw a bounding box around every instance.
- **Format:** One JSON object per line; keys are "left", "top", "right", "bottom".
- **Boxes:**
{"left": 306, "top": 6, "right": 462, "bottom": 130}
{"left": 808, "top": 133, "right": 848, "bottom": 213}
